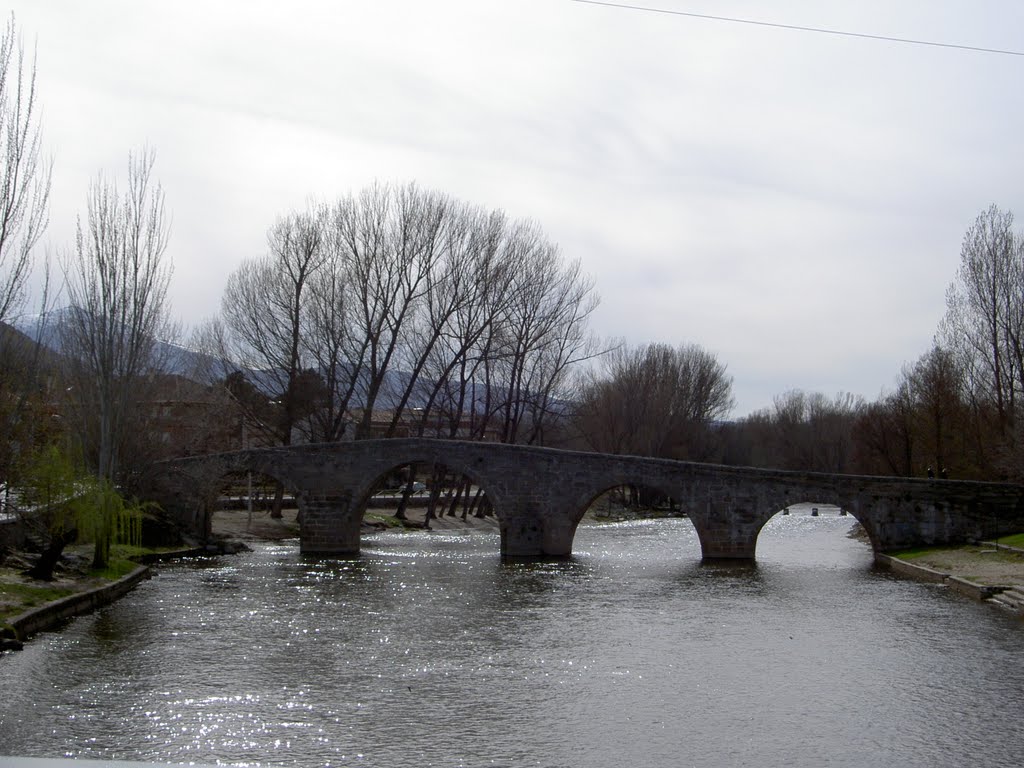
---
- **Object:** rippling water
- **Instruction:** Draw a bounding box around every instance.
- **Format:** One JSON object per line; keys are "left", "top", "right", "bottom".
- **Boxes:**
{"left": 1, "top": 511, "right": 1022, "bottom": 767}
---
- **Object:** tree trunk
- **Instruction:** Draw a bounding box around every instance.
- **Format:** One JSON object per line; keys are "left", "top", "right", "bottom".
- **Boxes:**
{"left": 27, "top": 527, "right": 77, "bottom": 581}
{"left": 474, "top": 491, "right": 491, "bottom": 518}
{"left": 270, "top": 481, "right": 285, "bottom": 519}
{"left": 445, "top": 480, "right": 464, "bottom": 517}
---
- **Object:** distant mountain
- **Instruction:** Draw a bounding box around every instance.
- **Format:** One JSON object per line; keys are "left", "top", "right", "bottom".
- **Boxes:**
{"left": 0, "top": 318, "right": 65, "bottom": 374}
{"left": 8, "top": 308, "right": 551, "bottom": 417}
{"left": 10, "top": 308, "right": 225, "bottom": 384}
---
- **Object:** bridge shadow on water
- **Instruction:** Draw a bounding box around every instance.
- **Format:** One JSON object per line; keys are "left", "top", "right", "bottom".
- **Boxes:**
{"left": 667, "top": 556, "right": 766, "bottom": 594}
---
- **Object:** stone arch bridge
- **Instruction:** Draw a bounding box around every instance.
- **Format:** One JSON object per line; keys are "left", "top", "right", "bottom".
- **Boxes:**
{"left": 147, "top": 438, "right": 1024, "bottom": 560}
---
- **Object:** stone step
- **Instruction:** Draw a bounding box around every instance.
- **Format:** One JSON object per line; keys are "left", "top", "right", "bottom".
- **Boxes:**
{"left": 987, "top": 588, "right": 1024, "bottom": 615}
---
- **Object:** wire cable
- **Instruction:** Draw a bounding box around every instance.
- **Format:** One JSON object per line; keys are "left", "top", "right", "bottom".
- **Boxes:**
{"left": 570, "top": 0, "right": 1024, "bottom": 57}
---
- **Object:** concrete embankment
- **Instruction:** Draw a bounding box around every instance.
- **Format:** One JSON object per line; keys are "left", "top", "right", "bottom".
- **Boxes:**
{"left": 3, "top": 565, "right": 152, "bottom": 646}
{"left": 875, "top": 553, "right": 1022, "bottom": 613}
{"left": 2, "top": 547, "right": 210, "bottom": 649}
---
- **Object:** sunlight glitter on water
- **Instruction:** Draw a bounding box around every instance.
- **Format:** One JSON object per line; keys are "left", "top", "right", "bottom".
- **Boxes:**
{"left": 1, "top": 517, "right": 1021, "bottom": 767}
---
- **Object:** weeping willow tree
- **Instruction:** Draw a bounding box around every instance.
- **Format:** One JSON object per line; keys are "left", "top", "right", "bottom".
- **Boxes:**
{"left": 18, "top": 445, "right": 143, "bottom": 576}
{"left": 79, "top": 476, "right": 144, "bottom": 570}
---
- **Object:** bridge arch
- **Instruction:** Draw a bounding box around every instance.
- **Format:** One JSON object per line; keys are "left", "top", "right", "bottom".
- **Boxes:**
{"left": 748, "top": 498, "right": 878, "bottom": 560}
{"left": 693, "top": 485, "right": 884, "bottom": 561}
{"left": 154, "top": 452, "right": 300, "bottom": 542}
{"left": 352, "top": 454, "right": 502, "bottom": 526}
{"left": 578, "top": 481, "right": 684, "bottom": 522}
{"left": 205, "top": 467, "right": 301, "bottom": 537}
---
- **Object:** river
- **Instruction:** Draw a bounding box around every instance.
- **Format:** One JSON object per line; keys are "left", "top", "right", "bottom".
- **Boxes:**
{"left": 1, "top": 508, "right": 1022, "bottom": 767}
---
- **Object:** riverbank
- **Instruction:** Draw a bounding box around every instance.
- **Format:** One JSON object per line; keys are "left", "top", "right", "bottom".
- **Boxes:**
{"left": 0, "top": 544, "right": 202, "bottom": 649}
{"left": 878, "top": 539, "right": 1024, "bottom": 616}
{"left": 2, "top": 563, "right": 151, "bottom": 648}
{"left": 891, "top": 541, "right": 1024, "bottom": 585}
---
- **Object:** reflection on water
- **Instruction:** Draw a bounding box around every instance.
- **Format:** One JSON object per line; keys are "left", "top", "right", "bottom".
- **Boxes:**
{"left": 1, "top": 512, "right": 1022, "bottom": 767}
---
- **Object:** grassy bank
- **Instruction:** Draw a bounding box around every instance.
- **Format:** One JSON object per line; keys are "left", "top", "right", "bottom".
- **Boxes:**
{"left": 0, "top": 581, "right": 78, "bottom": 624}
{"left": 894, "top": 545, "right": 960, "bottom": 560}
{"left": 995, "top": 532, "right": 1024, "bottom": 549}
{"left": 0, "top": 543, "right": 181, "bottom": 626}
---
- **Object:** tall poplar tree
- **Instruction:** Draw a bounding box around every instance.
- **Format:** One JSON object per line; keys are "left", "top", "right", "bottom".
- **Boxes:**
{"left": 61, "top": 148, "right": 173, "bottom": 565}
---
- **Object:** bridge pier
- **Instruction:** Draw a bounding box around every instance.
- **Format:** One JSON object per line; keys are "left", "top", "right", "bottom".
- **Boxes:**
{"left": 500, "top": 515, "right": 544, "bottom": 557}
{"left": 694, "top": 496, "right": 760, "bottom": 560}
{"left": 700, "top": 536, "right": 756, "bottom": 560}
{"left": 541, "top": 517, "right": 579, "bottom": 557}
{"left": 500, "top": 513, "right": 578, "bottom": 558}
{"left": 299, "top": 491, "right": 362, "bottom": 555}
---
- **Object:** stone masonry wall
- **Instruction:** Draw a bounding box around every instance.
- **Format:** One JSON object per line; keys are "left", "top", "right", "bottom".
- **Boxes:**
{"left": 149, "top": 439, "right": 1024, "bottom": 559}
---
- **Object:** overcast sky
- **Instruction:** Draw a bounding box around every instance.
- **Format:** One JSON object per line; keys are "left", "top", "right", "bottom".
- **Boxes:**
{"left": 8, "top": 0, "right": 1024, "bottom": 415}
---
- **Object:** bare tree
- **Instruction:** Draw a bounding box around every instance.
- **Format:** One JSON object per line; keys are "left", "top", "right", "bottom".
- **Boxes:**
{"left": 0, "top": 13, "right": 53, "bottom": 509}
{"left": 0, "top": 13, "right": 50, "bottom": 325}
{"left": 852, "top": 383, "right": 915, "bottom": 476}
{"left": 221, "top": 208, "right": 326, "bottom": 445}
{"left": 217, "top": 208, "right": 327, "bottom": 515}
{"left": 906, "top": 346, "right": 965, "bottom": 476}
{"left": 58, "top": 149, "right": 172, "bottom": 568}
{"left": 302, "top": 233, "right": 357, "bottom": 442}
{"left": 734, "top": 389, "right": 862, "bottom": 472}
{"left": 383, "top": 199, "right": 482, "bottom": 437}
{"left": 212, "top": 183, "right": 600, "bottom": 457}
{"left": 853, "top": 346, "right": 990, "bottom": 479}
{"left": 417, "top": 208, "right": 516, "bottom": 439}
{"left": 61, "top": 148, "right": 173, "bottom": 486}
{"left": 937, "top": 204, "right": 1024, "bottom": 478}
{"left": 941, "top": 205, "right": 1024, "bottom": 449}
{"left": 572, "top": 342, "right": 734, "bottom": 460}
{"left": 483, "top": 222, "right": 599, "bottom": 445}
{"left": 333, "top": 182, "right": 448, "bottom": 438}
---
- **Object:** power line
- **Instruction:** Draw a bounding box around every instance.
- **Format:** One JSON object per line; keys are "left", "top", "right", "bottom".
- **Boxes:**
{"left": 570, "top": 0, "right": 1024, "bottom": 57}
